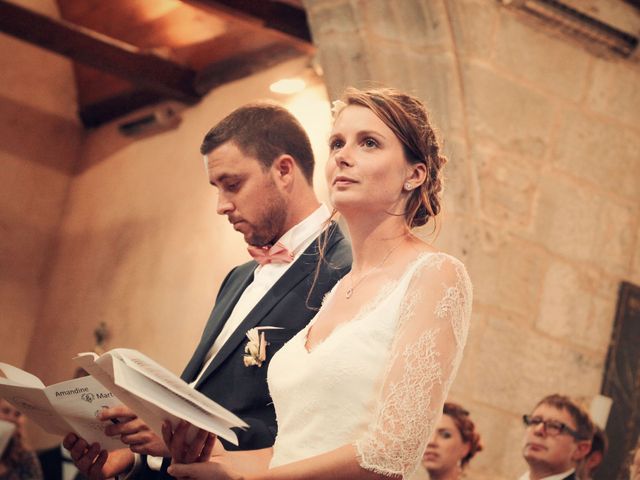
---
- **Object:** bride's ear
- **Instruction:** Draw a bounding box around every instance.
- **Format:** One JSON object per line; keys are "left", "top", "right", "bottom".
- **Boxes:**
{"left": 405, "top": 163, "right": 427, "bottom": 189}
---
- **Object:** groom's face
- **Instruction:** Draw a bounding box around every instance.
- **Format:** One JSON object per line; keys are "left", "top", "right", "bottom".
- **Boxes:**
{"left": 206, "top": 141, "right": 287, "bottom": 247}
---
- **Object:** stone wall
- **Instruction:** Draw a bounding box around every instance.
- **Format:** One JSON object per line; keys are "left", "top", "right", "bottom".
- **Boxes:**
{"left": 0, "top": 0, "right": 80, "bottom": 367}
{"left": 304, "top": 0, "right": 640, "bottom": 478}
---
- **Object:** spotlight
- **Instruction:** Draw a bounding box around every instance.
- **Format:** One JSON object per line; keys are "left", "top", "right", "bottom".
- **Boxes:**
{"left": 269, "top": 78, "right": 306, "bottom": 95}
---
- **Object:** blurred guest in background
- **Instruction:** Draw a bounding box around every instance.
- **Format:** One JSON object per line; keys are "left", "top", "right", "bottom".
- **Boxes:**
{"left": 575, "top": 426, "right": 606, "bottom": 480}
{"left": 520, "top": 394, "right": 594, "bottom": 480}
{"left": 0, "top": 399, "right": 42, "bottom": 480}
{"left": 419, "top": 402, "right": 482, "bottom": 480}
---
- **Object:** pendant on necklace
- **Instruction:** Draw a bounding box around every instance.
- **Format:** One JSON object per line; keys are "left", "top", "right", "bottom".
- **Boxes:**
{"left": 345, "top": 287, "right": 354, "bottom": 299}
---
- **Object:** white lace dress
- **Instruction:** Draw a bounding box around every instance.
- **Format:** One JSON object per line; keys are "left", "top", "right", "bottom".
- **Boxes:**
{"left": 267, "top": 252, "right": 473, "bottom": 478}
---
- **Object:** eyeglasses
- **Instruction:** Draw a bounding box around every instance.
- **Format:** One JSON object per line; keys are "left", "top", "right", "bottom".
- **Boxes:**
{"left": 522, "top": 414, "right": 580, "bottom": 439}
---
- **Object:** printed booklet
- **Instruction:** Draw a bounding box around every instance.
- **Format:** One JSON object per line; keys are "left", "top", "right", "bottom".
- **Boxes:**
{"left": 0, "top": 349, "right": 247, "bottom": 450}
{"left": 73, "top": 348, "right": 247, "bottom": 445}
{"left": 0, "top": 363, "right": 123, "bottom": 450}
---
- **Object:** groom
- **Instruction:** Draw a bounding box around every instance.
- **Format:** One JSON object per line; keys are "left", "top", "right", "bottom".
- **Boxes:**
{"left": 64, "top": 103, "right": 351, "bottom": 479}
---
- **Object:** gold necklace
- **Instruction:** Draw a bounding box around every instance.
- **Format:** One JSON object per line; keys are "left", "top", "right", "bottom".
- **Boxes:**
{"left": 345, "top": 240, "right": 405, "bottom": 299}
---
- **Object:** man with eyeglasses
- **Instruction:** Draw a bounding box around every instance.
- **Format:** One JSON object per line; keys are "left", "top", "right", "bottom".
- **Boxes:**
{"left": 520, "top": 394, "right": 595, "bottom": 480}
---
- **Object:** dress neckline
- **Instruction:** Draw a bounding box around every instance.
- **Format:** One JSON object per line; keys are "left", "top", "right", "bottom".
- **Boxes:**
{"left": 303, "top": 251, "right": 443, "bottom": 354}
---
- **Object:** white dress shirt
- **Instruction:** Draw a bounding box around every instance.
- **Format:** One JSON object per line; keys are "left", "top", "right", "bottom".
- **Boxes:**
{"left": 518, "top": 468, "right": 575, "bottom": 480}
{"left": 190, "top": 203, "right": 331, "bottom": 386}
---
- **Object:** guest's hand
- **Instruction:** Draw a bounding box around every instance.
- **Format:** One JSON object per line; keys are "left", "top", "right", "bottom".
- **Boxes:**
{"left": 167, "top": 460, "right": 244, "bottom": 480}
{"left": 100, "top": 405, "right": 169, "bottom": 457}
{"left": 161, "top": 420, "right": 216, "bottom": 464}
{"left": 63, "top": 433, "right": 134, "bottom": 480}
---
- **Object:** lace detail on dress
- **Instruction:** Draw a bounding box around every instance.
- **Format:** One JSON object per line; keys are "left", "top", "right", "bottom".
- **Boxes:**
{"left": 267, "top": 252, "right": 472, "bottom": 475}
{"left": 354, "top": 253, "right": 472, "bottom": 478}
{"left": 356, "top": 328, "right": 442, "bottom": 477}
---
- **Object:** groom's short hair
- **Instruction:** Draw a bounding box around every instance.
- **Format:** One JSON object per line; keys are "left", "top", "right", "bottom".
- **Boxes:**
{"left": 200, "top": 102, "right": 315, "bottom": 183}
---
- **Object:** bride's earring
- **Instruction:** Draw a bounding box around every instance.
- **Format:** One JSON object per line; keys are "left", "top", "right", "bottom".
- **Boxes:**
{"left": 404, "top": 182, "right": 413, "bottom": 191}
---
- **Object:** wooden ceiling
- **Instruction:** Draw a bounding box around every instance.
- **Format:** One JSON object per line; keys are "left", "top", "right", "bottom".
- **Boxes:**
{"left": 0, "top": 0, "right": 313, "bottom": 127}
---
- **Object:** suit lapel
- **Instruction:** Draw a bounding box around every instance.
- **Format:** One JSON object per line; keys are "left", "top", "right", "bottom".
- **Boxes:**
{"left": 181, "top": 265, "right": 256, "bottom": 382}
{"left": 195, "top": 225, "right": 343, "bottom": 388}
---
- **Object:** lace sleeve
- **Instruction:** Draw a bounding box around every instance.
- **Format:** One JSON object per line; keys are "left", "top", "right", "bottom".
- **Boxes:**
{"left": 354, "top": 254, "right": 473, "bottom": 478}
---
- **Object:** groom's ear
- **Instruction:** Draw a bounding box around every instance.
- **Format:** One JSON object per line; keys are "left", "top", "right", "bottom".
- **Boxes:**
{"left": 272, "top": 155, "right": 296, "bottom": 189}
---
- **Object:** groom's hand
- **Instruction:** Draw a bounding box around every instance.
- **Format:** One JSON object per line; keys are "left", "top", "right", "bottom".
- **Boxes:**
{"left": 101, "top": 405, "right": 170, "bottom": 457}
{"left": 63, "top": 433, "right": 134, "bottom": 480}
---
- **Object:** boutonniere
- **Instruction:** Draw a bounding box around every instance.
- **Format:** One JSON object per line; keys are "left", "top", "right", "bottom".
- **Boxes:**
{"left": 243, "top": 327, "right": 283, "bottom": 367}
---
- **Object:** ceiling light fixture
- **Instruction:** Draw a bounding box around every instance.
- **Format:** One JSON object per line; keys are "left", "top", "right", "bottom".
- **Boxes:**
{"left": 270, "top": 78, "right": 307, "bottom": 95}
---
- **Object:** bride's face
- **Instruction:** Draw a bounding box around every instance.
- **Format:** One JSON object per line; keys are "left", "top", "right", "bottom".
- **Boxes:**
{"left": 326, "top": 105, "right": 412, "bottom": 217}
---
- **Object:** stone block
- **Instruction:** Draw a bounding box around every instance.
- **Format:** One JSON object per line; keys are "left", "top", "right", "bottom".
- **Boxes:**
{"left": 587, "top": 58, "right": 640, "bottom": 125}
{"left": 448, "top": 0, "right": 500, "bottom": 60}
{"left": 461, "top": 62, "right": 556, "bottom": 157}
{"left": 362, "top": 42, "right": 415, "bottom": 93}
{"left": 410, "top": 52, "right": 466, "bottom": 136}
{"left": 492, "top": 12, "right": 591, "bottom": 101}
{"left": 313, "top": 35, "right": 372, "bottom": 102}
{"left": 464, "top": 234, "right": 549, "bottom": 320}
{"left": 528, "top": 173, "right": 636, "bottom": 275}
{"left": 551, "top": 109, "right": 640, "bottom": 201}
{"left": 475, "top": 146, "right": 540, "bottom": 228}
{"left": 357, "top": 0, "right": 452, "bottom": 50}
{"left": 536, "top": 260, "right": 617, "bottom": 353}
{"left": 440, "top": 135, "right": 473, "bottom": 215}
{"left": 303, "top": 0, "right": 359, "bottom": 36}
{"left": 357, "top": 48, "right": 465, "bottom": 136}
{"left": 464, "top": 315, "right": 605, "bottom": 416}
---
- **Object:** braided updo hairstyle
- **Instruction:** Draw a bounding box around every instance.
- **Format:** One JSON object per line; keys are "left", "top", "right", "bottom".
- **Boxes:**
{"left": 443, "top": 402, "right": 483, "bottom": 468}
{"left": 334, "top": 87, "right": 447, "bottom": 228}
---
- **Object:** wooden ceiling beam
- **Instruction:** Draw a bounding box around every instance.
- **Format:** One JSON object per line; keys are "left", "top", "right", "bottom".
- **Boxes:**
{"left": 0, "top": 0, "right": 201, "bottom": 104}
{"left": 182, "top": 0, "right": 312, "bottom": 43}
{"left": 194, "top": 43, "right": 306, "bottom": 94}
{"left": 79, "top": 90, "right": 163, "bottom": 128}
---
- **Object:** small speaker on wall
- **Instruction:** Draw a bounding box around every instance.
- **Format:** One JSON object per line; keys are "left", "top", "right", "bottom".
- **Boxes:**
{"left": 118, "top": 104, "right": 182, "bottom": 137}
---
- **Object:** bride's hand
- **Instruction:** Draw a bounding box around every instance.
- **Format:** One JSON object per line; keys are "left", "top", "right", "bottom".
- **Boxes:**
{"left": 161, "top": 420, "right": 216, "bottom": 464}
{"left": 167, "top": 459, "right": 244, "bottom": 480}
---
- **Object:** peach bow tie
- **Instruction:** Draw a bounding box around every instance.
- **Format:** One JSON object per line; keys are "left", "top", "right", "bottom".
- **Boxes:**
{"left": 247, "top": 242, "right": 294, "bottom": 265}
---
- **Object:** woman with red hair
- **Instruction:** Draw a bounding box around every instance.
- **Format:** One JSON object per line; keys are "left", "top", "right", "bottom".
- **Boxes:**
{"left": 420, "top": 402, "right": 482, "bottom": 480}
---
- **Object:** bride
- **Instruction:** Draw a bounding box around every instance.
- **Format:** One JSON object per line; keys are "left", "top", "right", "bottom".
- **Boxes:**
{"left": 162, "top": 87, "right": 473, "bottom": 480}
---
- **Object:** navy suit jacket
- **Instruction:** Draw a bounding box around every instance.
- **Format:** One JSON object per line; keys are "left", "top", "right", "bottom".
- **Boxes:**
{"left": 179, "top": 222, "right": 351, "bottom": 450}
{"left": 140, "top": 224, "right": 350, "bottom": 479}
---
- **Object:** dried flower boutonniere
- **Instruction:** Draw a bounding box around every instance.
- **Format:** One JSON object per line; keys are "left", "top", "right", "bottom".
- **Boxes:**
{"left": 243, "top": 327, "right": 283, "bottom": 367}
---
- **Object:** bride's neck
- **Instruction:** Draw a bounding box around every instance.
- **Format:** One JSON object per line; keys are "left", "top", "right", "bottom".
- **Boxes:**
{"left": 345, "top": 215, "right": 411, "bottom": 273}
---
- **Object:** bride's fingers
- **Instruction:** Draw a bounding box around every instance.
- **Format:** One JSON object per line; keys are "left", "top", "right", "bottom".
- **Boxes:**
{"left": 168, "top": 462, "right": 211, "bottom": 480}
{"left": 172, "top": 421, "right": 191, "bottom": 463}
{"left": 198, "top": 433, "right": 216, "bottom": 462}
{"left": 183, "top": 428, "right": 209, "bottom": 464}
{"left": 161, "top": 420, "right": 186, "bottom": 463}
